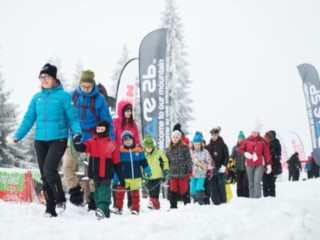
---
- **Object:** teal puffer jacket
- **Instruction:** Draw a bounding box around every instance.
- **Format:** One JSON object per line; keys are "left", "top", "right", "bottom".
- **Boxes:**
{"left": 14, "top": 83, "right": 81, "bottom": 141}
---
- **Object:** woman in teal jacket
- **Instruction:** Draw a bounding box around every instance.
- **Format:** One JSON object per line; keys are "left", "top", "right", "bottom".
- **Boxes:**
{"left": 13, "top": 63, "right": 82, "bottom": 218}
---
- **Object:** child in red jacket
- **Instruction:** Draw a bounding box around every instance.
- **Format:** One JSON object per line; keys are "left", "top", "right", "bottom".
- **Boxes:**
{"left": 73, "top": 120, "right": 125, "bottom": 220}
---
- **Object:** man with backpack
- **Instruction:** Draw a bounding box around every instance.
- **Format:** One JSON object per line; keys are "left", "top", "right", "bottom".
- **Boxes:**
{"left": 62, "top": 70, "right": 114, "bottom": 209}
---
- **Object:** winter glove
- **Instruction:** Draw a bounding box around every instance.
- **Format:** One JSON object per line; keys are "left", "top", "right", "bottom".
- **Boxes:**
{"left": 218, "top": 165, "right": 226, "bottom": 173}
{"left": 163, "top": 170, "right": 169, "bottom": 181}
{"left": 266, "top": 165, "right": 272, "bottom": 174}
{"left": 119, "top": 178, "right": 126, "bottom": 188}
{"left": 72, "top": 134, "right": 82, "bottom": 145}
{"left": 252, "top": 153, "right": 258, "bottom": 162}
{"left": 144, "top": 166, "right": 152, "bottom": 178}
{"left": 12, "top": 138, "right": 18, "bottom": 144}
{"left": 244, "top": 152, "right": 253, "bottom": 159}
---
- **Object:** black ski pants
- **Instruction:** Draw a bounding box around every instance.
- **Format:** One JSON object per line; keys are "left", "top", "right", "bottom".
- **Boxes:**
{"left": 145, "top": 178, "right": 162, "bottom": 200}
{"left": 34, "top": 139, "right": 68, "bottom": 209}
{"left": 210, "top": 173, "right": 226, "bottom": 205}
{"left": 262, "top": 172, "right": 276, "bottom": 197}
{"left": 236, "top": 170, "right": 249, "bottom": 197}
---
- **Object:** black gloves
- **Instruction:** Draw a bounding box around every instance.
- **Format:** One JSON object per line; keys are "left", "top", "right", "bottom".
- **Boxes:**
{"left": 73, "top": 134, "right": 82, "bottom": 145}
{"left": 163, "top": 170, "right": 169, "bottom": 182}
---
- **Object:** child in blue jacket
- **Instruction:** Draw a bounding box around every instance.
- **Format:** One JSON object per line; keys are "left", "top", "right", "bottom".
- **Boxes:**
{"left": 110, "top": 131, "right": 151, "bottom": 215}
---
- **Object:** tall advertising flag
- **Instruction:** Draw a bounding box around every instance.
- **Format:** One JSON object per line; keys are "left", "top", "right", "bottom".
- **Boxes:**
{"left": 297, "top": 63, "right": 320, "bottom": 165}
{"left": 115, "top": 58, "right": 139, "bottom": 118}
{"left": 139, "top": 29, "right": 169, "bottom": 150}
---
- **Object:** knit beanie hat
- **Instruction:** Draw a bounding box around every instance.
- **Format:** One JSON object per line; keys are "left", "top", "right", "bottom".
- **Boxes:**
{"left": 173, "top": 123, "right": 182, "bottom": 132}
{"left": 80, "top": 70, "right": 95, "bottom": 85}
{"left": 210, "top": 126, "right": 221, "bottom": 135}
{"left": 173, "top": 123, "right": 185, "bottom": 135}
{"left": 143, "top": 135, "right": 155, "bottom": 148}
{"left": 238, "top": 131, "right": 245, "bottom": 139}
{"left": 39, "top": 63, "right": 57, "bottom": 79}
{"left": 171, "top": 130, "right": 182, "bottom": 139}
{"left": 192, "top": 131, "right": 203, "bottom": 143}
{"left": 121, "top": 130, "right": 134, "bottom": 142}
{"left": 122, "top": 104, "right": 133, "bottom": 114}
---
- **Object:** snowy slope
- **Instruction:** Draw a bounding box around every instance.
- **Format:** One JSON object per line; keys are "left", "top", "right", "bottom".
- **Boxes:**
{"left": 1, "top": 176, "right": 320, "bottom": 240}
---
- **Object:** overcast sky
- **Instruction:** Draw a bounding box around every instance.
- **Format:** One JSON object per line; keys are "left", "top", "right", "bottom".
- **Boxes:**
{"left": 1, "top": 0, "right": 320, "bottom": 157}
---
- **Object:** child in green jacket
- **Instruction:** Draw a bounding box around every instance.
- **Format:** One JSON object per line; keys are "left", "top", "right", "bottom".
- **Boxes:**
{"left": 143, "top": 135, "right": 169, "bottom": 210}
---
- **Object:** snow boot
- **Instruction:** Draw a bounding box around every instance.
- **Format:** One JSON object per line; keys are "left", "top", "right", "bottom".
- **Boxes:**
{"left": 182, "top": 192, "right": 191, "bottom": 205}
{"left": 131, "top": 210, "right": 139, "bottom": 215}
{"left": 44, "top": 205, "right": 57, "bottom": 218}
{"left": 69, "top": 184, "right": 84, "bottom": 206}
{"left": 110, "top": 207, "right": 123, "bottom": 215}
{"left": 148, "top": 198, "right": 160, "bottom": 210}
{"left": 196, "top": 191, "right": 205, "bottom": 205}
{"left": 169, "top": 191, "right": 178, "bottom": 209}
{"left": 56, "top": 202, "right": 66, "bottom": 215}
{"left": 191, "top": 194, "right": 197, "bottom": 204}
{"left": 95, "top": 208, "right": 106, "bottom": 220}
{"left": 43, "top": 183, "right": 57, "bottom": 217}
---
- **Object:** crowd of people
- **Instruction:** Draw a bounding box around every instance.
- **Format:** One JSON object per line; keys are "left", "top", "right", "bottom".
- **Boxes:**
{"left": 12, "top": 63, "right": 320, "bottom": 220}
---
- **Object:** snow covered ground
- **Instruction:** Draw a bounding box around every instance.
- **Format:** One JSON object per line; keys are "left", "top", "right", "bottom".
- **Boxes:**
{"left": 1, "top": 172, "right": 320, "bottom": 240}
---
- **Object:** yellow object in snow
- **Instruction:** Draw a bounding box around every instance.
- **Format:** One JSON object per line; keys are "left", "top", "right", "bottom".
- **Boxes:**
{"left": 226, "top": 183, "right": 233, "bottom": 203}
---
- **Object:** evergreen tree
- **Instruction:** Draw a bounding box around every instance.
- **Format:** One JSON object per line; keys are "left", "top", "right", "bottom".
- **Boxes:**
{"left": 0, "top": 66, "right": 27, "bottom": 168}
{"left": 110, "top": 45, "right": 130, "bottom": 98}
{"left": 11, "top": 127, "right": 38, "bottom": 169}
{"left": 7, "top": 139, "right": 37, "bottom": 169}
{"left": 70, "top": 59, "right": 84, "bottom": 91}
{"left": 161, "top": 0, "right": 194, "bottom": 134}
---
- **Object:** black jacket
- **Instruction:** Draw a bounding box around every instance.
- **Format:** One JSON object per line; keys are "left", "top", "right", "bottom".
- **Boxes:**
{"left": 206, "top": 136, "right": 229, "bottom": 169}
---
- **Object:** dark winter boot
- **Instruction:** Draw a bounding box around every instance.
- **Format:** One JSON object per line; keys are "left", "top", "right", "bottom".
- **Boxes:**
{"left": 88, "top": 192, "right": 97, "bottom": 211}
{"left": 243, "top": 187, "right": 249, "bottom": 198}
{"left": 196, "top": 191, "right": 205, "bottom": 205}
{"left": 46, "top": 175, "right": 66, "bottom": 204}
{"left": 43, "top": 183, "right": 57, "bottom": 217}
{"left": 182, "top": 192, "right": 191, "bottom": 205}
{"left": 69, "top": 184, "right": 84, "bottom": 206}
{"left": 169, "top": 191, "right": 178, "bottom": 209}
